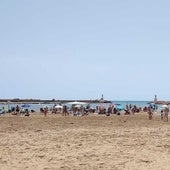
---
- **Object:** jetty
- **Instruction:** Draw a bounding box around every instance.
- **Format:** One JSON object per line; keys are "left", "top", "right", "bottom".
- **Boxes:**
{"left": 0, "top": 98, "right": 112, "bottom": 104}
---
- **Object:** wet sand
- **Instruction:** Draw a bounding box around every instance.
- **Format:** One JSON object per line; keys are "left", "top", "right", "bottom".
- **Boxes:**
{"left": 0, "top": 112, "right": 170, "bottom": 170}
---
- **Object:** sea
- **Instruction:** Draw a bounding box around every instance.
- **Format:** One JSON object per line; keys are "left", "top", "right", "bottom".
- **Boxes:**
{"left": 0, "top": 101, "right": 154, "bottom": 112}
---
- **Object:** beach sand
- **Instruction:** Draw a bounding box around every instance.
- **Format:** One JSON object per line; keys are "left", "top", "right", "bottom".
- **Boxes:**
{"left": 0, "top": 112, "right": 170, "bottom": 170}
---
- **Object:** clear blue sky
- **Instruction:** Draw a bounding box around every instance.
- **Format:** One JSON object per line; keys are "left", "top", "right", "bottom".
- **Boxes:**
{"left": 0, "top": 0, "right": 170, "bottom": 101}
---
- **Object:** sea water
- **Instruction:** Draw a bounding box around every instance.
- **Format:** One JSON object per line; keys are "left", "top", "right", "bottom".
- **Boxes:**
{"left": 90, "top": 101, "right": 150, "bottom": 110}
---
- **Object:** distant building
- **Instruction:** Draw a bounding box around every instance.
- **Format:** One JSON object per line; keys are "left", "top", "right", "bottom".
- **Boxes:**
{"left": 154, "top": 95, "right": 157, "bottom": 103}
{"left": 101, "top": 94, "right": 104, "bottom": 100}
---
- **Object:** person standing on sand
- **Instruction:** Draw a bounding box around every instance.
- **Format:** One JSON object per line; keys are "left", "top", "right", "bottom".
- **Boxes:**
{"left": 147, "top": 107, "right": 153, "bottom": 120}
{"left": 44, "top": 107, "right": 48, "bottom": 116}
{"left": 164, "top": 107, "right": 169, "bottom": 122}
{"left": 161, "top": 110, "right": 164, "bottom": 120}
{"left": 62, "top": 105, "right": 69, "bottom": 116}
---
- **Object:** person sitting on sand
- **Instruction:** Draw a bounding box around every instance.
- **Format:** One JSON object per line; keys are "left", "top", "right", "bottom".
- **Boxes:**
{"left": 20, "top": 108, "right": 26, "bottom": 116}
{"left": 51, "top": 107, "right": 57, "bottom": 114}
{"left": 12, "top": 111, "right": 18, "bottom": 115}
{"left": 147, "top": 107, "right": 153, "bottom": 120}
{"left": 106, "top": 109, "right": 110, "bottom": 116}
{"left": 15, "top": 105, "right": 20, "bottom": 114}
{"left": 25, "top": 109, "right": 30, "bottom": 116}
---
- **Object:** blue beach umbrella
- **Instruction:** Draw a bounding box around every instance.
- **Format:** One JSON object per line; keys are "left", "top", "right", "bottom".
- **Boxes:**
{"left": 114, "top": 104, "right": 124, "bottom": 111}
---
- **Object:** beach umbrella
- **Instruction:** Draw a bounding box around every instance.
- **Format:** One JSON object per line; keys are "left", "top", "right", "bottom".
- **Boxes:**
{"left": 21, "top": 104, "right": 30, "bottom": 108}
{"left": 114, "top": 104, "right": 124, "bottom": 110}
{"left": 162, "top": 105, "right": 169, "bottom": 108}
{"left": 55, "top": 105, "right": 63, "bottom": 109}
{"left": 75, "top": 104, "right": 82, "bottom": 108}
{"left": 67, "top": 101, "right": 87, "bottom": 105}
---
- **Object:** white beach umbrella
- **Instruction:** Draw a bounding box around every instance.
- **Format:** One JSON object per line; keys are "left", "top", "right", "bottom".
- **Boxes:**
{"left": 75, "top": 104, "right": 82, "bottom": 108}
{"left": 55, "top": 105, "right": 63, "bottom": 109}
{"left": 67, "top": 101, "right": 87, "bottom": 105}
{"left": 162, "top": 105, "right": 169, "bottom": 108}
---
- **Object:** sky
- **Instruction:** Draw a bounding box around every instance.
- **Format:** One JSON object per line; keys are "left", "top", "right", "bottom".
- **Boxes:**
{"left": 0, "top": 0, "right": 170, "bottom": 101}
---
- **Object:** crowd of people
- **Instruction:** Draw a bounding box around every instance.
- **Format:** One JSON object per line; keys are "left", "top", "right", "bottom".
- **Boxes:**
{"left": 1, "top": 103, "right": 169, "bottom": 122}
{"left": 38, "top": 103, "right": 170, "bottom": 122}
{"left": 146, "top": 105, "right": 169, "bottom": 122}
{"left": 10, "top": 105, "right": 31, "bottom": 116}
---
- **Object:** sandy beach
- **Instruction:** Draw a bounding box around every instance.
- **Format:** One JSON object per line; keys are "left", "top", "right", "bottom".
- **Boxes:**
{"left": 0, "top": 112, "right": 170, "bottom": 170}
